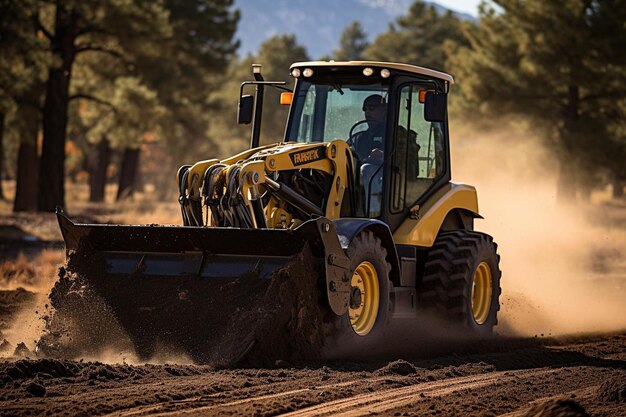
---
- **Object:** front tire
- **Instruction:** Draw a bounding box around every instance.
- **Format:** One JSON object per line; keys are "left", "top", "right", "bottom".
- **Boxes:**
{"left": 420, "top": 230, "right": 501, "bottom": 335}
{"left": 345, "top": 230, "right": 391, "bottom": 337}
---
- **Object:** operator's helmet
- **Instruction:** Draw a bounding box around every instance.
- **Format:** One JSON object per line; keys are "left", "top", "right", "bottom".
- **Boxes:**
{"left": 362, "top": 94, "right": 387, "bottom": 111}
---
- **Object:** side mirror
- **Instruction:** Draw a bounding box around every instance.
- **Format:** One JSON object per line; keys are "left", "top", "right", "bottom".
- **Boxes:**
{"left": 424, "top": 92, "right": 447, "bottom": 122}
{"left": 238, "top": 94, "right": 254, "bottom": 124}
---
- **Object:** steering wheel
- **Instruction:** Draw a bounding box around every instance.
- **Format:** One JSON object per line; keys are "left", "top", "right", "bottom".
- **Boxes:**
{"left": 347, "top": 120, "right": 369, "bottom": 146}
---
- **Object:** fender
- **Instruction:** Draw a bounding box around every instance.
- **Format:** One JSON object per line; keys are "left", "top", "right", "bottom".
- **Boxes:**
{"left": 332, "top": 218, "right": 401, "bottom": 285}
{"left": 393, "top": 182, "right": 482, "bottom": 247}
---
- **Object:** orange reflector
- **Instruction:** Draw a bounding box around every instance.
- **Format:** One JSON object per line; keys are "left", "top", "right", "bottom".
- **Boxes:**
{"left": 419, "top": 89, "right": 434, "bottom": 103}
{"left": 280, "top": 92, "right": 293, "bottom": 105}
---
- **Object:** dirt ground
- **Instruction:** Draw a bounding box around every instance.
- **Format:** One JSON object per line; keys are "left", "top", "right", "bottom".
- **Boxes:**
{"left": 1, "top": 325, "right": 625, "bottom": 416}
{"left": 0, "top": 195, "right": 625, "bottom": 416}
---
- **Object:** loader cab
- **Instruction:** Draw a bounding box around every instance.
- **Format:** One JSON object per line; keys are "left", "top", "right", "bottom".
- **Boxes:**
{"left": 285, "top": 61, "right": 453, "bottom": 231}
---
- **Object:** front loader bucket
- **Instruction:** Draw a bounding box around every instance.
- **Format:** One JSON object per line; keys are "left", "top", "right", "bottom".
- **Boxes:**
{"left": 47, "top": 211, "right": 351, "bottom": 365}
{"left": 58, "top": 211, "right": 316, "bottom": 279}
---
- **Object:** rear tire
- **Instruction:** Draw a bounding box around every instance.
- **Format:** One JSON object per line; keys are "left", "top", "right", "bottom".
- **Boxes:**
{"left": 420, "top": 230, "right": 501, "bottom": 335}
{"left": 344, "top": 230, "right": 392, "bottom": 337}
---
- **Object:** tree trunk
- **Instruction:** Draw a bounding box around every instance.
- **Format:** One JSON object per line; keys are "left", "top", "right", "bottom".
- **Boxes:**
{"left": 557, "top": 85, "right": 580, "bottom": 204}
{"left": 13, "top": 105, "right": 41, "bottom": 212}
{"left": 0, "top": 112, "right": 5, "bottom": 200}
{"left": 613, "top": 179, "right": 625, "bottom": 199}
{"left": 117, "top": 147, "right": 140, "bottom": 201}
{"left": 89, "top": 138, "right": 112, "bottom": 202}
{"left": 37, "top": 5, "right": 77, "bottom": 212}
{"left": 14, "top": 142, "right": 39, "bottom": 212}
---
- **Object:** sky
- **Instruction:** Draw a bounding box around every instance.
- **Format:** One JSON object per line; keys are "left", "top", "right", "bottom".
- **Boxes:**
{"left": 435, "top": 0, "right": 480, "bottom": 15}
{"left": 234, "top": 0, "right": 484, "bottom": 57}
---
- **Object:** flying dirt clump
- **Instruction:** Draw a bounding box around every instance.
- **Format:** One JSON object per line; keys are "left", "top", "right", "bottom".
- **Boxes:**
{"left": 38, "top": 242, "right": 335, "bottom": 367}
{"left": 36, "top": 263, "right": 135, "bottom": 361}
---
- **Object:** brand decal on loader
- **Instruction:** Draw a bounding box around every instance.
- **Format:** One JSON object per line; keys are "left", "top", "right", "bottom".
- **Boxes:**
{"left": 290, "top": 147, "right": 325, "bottom": 166}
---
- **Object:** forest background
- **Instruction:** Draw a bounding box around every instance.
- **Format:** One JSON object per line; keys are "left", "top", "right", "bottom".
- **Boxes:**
{"left": 0, "top": 0, "right": 625, "bottom": 213}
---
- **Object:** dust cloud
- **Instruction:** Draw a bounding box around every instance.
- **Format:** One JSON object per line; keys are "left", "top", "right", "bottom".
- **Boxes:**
{"left": 0, "top": 250, "right": 63, "bottom": 358}
{"left": 2, "top": 293, "right": 48, "bottom": 355}
{"left": 450, "top": 126, "right": 626, "bottom": 336}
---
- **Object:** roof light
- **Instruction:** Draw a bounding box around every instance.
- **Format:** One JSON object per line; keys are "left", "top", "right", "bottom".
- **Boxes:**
{"left": 303, "top": 68, "right": 314, "bottom": 77}
{"left": 380, "top": 68, "right": 390, "bottom": 78}
{"left": 252, "top": 64, "right": 262, "bottom": 74}
{"left": 291, "top": 68, "right": 301, "bottom": 78}
{"left": 363, "top": 67, "right": 374, "bottom": 76}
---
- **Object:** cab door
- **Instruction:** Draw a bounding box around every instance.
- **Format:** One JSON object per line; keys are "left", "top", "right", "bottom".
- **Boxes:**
{"left": 383, "top": 77, "right": 451, "bottom": 232}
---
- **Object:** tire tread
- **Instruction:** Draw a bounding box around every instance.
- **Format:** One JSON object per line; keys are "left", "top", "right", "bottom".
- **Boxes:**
{"left": 420, "top": 230, "right": 502, "bottom": 333}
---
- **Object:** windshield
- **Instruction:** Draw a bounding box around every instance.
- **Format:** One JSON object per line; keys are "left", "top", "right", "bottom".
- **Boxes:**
{"left": 286, "top": 76, "right": 389, "bottom": 143}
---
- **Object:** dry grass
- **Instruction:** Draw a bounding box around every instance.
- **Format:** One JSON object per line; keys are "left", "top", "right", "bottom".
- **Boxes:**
{"left": 1, "top": 180, "right": 181, "bottom": 294}
{"left": 0, "top": 254, "right": 35, "bottom": 288}
{"left": 1, "top": 180, "right": 181, "bottom": 232}
{"left": 92, "top": 200, "right": 181, "bottom": 225}
{"left": 0, "top": 250, "right": 64, "bottom": 292}
{"left": 62, "top": 183, "right": 181, "bottom": 225}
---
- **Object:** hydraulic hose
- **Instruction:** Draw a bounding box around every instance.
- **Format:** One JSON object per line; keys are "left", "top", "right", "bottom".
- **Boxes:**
{"left": 265, "top": 177, "right": 324, "bottom": 217}
{"left": 251, "top": 199, "right": 268, "bottom": 228}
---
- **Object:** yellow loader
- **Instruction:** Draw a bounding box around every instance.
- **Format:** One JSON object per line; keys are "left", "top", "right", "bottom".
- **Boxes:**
{"left": 52, "top": 61, "right": 501, "bottom": 364}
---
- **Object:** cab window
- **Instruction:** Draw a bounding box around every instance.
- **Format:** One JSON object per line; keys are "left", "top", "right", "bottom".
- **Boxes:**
{"left": 287, "top": 77, "right": 388, "bottom": 143}
{"left": 391, "top": 83, "right": 445, "bottom": 213}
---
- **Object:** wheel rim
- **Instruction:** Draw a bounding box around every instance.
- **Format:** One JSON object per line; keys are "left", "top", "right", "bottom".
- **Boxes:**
{"left": 471, "top": 261, "right": 493, "bottom": 325}
{"left": 349, "top": 261, "right": 379, "bottom": 336}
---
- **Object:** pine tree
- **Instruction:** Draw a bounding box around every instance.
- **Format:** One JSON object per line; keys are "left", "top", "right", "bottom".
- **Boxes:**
{"left": 449, "top": 0, "right": 626, "bottom": 201}
{"left": 333, "top": 21, "right": 369, "bottom": 61}
{"left": 0, "top": 0, "right": 49, "bottom": 202}
{"left": 28, "top": 0, "right": 240, "bottom": 210}
{"left": 206, "top": 34, "right": 309, "bottom": 155}
{"left": 364, "top": 0, "right": 468, "bottom": 71}
{"left": 255, "top": 35, "right": 309, "bottom": 142}
{"left": 134, "top": 0, "right": 239, "bottom": 163}
{"left": 35, "top": 0, "right": 172, "bottom": 211}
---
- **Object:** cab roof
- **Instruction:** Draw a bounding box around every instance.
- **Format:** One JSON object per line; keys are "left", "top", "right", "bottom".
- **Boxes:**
{"left": 290, "top": 61, "right": 454, "bottom": 84}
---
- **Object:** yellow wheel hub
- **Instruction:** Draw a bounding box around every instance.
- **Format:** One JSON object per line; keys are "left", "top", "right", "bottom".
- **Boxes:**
{"left": 349, "top": 261, "right": 379, "bottom": 336}
{"left": 471, "top": 261, "right": 493, "bottom": 325}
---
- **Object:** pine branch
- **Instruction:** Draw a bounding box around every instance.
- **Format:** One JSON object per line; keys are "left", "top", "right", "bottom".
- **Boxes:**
{"left": 33, "top": 14, "right": 53, "bottom": 41}
{"left": 69, "top": 94, "right": 118, "bottom": 113}
{"left": 75, "top": 44, "right": 125, "bottom": 60}
{"left": 581, "top": 90, "right": 626, "bottom": 102}
{"left": 76, "top": 25, "right": 112, "bottom": 38}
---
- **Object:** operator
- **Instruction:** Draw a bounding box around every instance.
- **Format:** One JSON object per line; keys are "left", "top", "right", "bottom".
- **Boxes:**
{"left": 352, "top": 94, "right": 387, "bottom": 162}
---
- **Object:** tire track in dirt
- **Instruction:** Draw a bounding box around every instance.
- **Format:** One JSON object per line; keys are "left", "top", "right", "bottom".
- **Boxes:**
{"left": 280, "top": 369, "right": 559, "bottom": 417}
{"left": 109, "top": 389, "right": 311, "bottom": 417}
{"left": 115, "top": 368, "right": 560, "bottom": 417}
{"left": 107, "top": 376, "right": 391, "bottom": 416}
